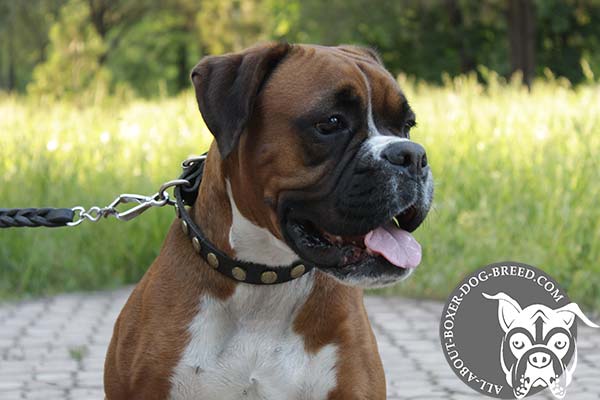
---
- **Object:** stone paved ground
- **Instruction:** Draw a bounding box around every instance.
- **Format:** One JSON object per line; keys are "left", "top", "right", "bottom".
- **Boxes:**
{"left": 0, "top": 288, "right": 598, "bottom": 399}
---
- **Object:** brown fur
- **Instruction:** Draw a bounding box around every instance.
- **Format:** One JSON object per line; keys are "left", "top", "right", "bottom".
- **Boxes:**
{"left": 105, "top": 43, "right": 400, "bottom": 399}
{"left": 104, "top": 149, "right": 237, "bottom": 400}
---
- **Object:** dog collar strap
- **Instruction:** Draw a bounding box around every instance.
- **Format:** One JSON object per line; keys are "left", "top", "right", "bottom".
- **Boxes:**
{"left": 174, "top": 157, "right": 313, "bottom": 285}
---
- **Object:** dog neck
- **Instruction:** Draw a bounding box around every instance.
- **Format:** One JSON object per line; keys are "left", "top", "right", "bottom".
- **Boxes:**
{"left": 225, "top": 179, "right": 299, "bottom": 266}
{"left": 191, "top": 148, "right": 299, "bottom": 268}
{"left": 190, "top": 151, "right": 234, "bottom": 259}
{"left": 189, "top": 150, "right": 310, "bottom": 297}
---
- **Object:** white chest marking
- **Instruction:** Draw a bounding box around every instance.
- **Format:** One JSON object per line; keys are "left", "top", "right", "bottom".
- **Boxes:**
{"left": 169, "top": 184, "right": 337, "bottom": 400}
{"left": 169, "top": 275, "right": 338, "bottom": 400}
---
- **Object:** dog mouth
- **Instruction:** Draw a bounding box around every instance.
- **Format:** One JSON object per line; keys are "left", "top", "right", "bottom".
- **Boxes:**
{"left": 284, "top": 204, "right": 422, "bottom": 270}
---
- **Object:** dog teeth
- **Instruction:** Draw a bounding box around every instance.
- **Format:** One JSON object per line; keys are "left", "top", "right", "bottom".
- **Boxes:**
{"left": 335, "top": 236, "right": 343, "bottom": 244}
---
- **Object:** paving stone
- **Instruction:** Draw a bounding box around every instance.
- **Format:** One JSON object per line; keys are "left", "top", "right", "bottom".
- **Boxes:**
{"left": 23, "top": 388, "right": 66, "bottom": 399}
{"left": 34, "top": 372, "right": 73, "bottom": 388}
{"left": 67, "top": 387, "right": 105, "bottom": 400}
{"left": 0, "top": 390, "right": 24, "bottom": 400}
{"left": 0, "top": 380, "right": 23, "bottom": 391}
{"left": 1, "top": 287, "right": 599, "bottom": 399}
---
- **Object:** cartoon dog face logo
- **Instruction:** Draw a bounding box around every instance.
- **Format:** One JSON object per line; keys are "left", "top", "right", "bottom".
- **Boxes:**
{"left": 483, "top": 292, "right": 599, "bottom": 399}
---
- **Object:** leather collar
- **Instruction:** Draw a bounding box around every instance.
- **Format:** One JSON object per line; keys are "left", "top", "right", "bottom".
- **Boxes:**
{"left": 174, "top": 156, "right": 313, "bottom": 285}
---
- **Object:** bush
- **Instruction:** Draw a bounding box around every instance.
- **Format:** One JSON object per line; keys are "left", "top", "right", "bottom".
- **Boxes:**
{"left": 27, "top": 0, "right": 112, "bottom": 101}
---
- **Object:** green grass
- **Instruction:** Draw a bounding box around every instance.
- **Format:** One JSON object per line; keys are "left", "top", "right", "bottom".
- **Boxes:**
{"left": 1, "top": 75, "right": 599, "bottom": 311}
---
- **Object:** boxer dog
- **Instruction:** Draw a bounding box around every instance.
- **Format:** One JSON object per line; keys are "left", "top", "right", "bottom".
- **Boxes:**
{"left": 484, "top": 292, "right": 599, "bottom": 399}
{"left": 105, "top": 42, "right": 433, "bottom": 400}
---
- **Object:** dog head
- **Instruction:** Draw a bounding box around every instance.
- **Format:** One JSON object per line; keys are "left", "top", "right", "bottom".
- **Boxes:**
{"left": 191, "top": 43, "right": 433, "bottom": 287}
{"left": 484, "top": 292, "right": 599, "bottom": 399}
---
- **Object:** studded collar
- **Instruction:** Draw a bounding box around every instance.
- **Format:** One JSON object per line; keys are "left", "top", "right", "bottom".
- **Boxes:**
{"left": 173, "top": 156, "right": 313, "bottom": 285}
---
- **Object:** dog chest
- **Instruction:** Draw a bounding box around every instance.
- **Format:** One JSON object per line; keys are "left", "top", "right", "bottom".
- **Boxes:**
{"left": 169, "top": 280, "right": 338, "bottom": 400}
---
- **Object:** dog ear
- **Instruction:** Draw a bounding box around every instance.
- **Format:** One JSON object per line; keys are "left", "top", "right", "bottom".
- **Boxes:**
{"left": 190, "top": 42, "right": 291, "bottom": 159}
{"left": 555, "top": 302, "right": 600, "bottom": 329}
{"left": 483, "top": 292, "right": 522, "bottom": 332}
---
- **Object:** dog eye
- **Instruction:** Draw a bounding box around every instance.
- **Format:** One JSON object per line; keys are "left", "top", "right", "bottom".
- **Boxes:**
{"left": 549, "top": 333, "right": 569, "bottom": 351}
{"left": 512, "top": 340, "right": 524, "bottom": 350}
{"left": 315, "top": 115, "right": 347, "bottom": 134}
{"left": 510, "top": 332, "right": 531, "bottom": 352}
{"left": 402, "top": 119, "right": 416, "bottom": 138}
{"left": 405, "top": 120, "right": 417, "bottom": 130}
{"left": 554, "top": 340, "right": 566, "bottom": 350}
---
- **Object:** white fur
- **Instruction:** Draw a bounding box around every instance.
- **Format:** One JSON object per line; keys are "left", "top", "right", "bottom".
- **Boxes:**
{"left": 341, "top": 268, "right": 415, "bottom": 289}
{"left": 422, "top": 169, "right": 434, "bottom": 205}
{"left": 364, "top": 92, "right": 410, "bottom": 159}
{"left": 169, "top": 272, "right": 339, "bottom": 400}
{"left": 364, "top": 135, "right": 410, "bottom": 160}
{"left": 226, "top": 180, "right": 298, "bottom": 267}
{"left": 169, "top": 184, "right": 338, "bottom": 400}
{"left": 366, "top": 95, "right": 381, "bottom": 137}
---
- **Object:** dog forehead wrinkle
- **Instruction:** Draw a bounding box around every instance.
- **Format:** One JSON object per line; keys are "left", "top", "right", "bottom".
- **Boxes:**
{"left": 351, "top": 59, "right": 380, "bottom": 140}
{"left": 355, "top": 61, "right": 410, "bottom": 138}
{"left": 226, "top": 180, "right": 298, "bottom": 266}
{"left": 517, "top": 304, "right": 570, "bottom": 335}
{"left": 530, "top": 309, "right": 550, "bottom": 323}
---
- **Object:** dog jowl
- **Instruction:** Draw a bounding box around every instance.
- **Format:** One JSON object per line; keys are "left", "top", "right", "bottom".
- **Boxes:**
{"left": 192, "top": 43, "right": 434, "bottom": 288}
{"left": 105, "top": 43, "right": 433, "bottom": 400}
{"left": 484, "top": 292, "right": 599, "bottom": 399}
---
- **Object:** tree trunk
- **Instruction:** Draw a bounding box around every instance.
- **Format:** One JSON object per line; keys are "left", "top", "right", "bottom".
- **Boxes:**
{"left": 88, "top": 0, "right": 108, "bottom": 39}
{"left": 446, "top": 0, "right": 476, "bottom": 74}
{"left": 7, "top": 19, "right": 15, "bottom": 92}
{"left": 176, "top": 42, "right": 189, "bottom": 92}
{"left": 508, "top": 0, "right": 536, "bottom": 87}
{"left": 0, "top": 48, "right": 4, "bottom": 90}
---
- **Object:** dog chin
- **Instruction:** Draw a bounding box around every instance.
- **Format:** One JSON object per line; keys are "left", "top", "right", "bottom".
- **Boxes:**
{"left": 320, "top": 262, "right": 415, "bottom": 288}
{"left": 312, "top": 247, "right": 417, "bottom": 288}
{"left": 281, "top": 202, "right": 428, "bottom": 288}
{"left": 509, "top": 355, "right": 569, "bottom": 399}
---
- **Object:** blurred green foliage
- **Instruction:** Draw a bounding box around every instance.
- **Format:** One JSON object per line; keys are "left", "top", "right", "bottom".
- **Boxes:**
{"left": 1, "top": 75, "right": 599, "bottom": 310}
{"left": 0, "top": 1, "right": 599, "bottom": 309}
{"left": 1, "top": 0, "right": 600, "bottom": 97}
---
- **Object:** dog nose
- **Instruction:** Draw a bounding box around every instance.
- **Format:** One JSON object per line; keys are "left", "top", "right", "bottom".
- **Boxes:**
{"left": 381, "top": 141, "right": 428, "bottom": 176}
{"left": 528, "top": 351, "right": 552, "bottom": 369}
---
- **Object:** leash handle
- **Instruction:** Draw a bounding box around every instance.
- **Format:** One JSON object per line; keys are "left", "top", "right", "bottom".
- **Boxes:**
{"left": 0, "top": 208, "right": 75, "bottom": 228}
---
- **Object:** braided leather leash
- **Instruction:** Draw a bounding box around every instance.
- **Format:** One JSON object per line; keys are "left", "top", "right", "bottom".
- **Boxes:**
{"left": 0, "top": 155, "right": 206, "bottom": 229}
{"left": 1, "top": 153, "right": 314, "bottom": 285}
{"left": 0, "top": 208, "right": 75, "bottom": 228}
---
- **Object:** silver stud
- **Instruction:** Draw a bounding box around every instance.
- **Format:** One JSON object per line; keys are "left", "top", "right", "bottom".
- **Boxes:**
{"left": 232, "top": 267, "right": 246, "bottom": 281}
{"left": 291, "top": 264, "right": 306, "bottom": 278}
{"left": 261, "top": 271, "right": 278, "bottom": 284}
{"left": 207, "top": 253, "right": 219, "bottom": 269}
{"left": 192, "top": 237, "right": 201, "bottom": 253}
{"left": 180, "top": 220, "right": 189, "bottom": 235}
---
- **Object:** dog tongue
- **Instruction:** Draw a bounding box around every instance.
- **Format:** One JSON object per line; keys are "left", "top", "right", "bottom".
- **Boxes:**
{"left": 364, "top": 225, "right": 422, "bottom": 268}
